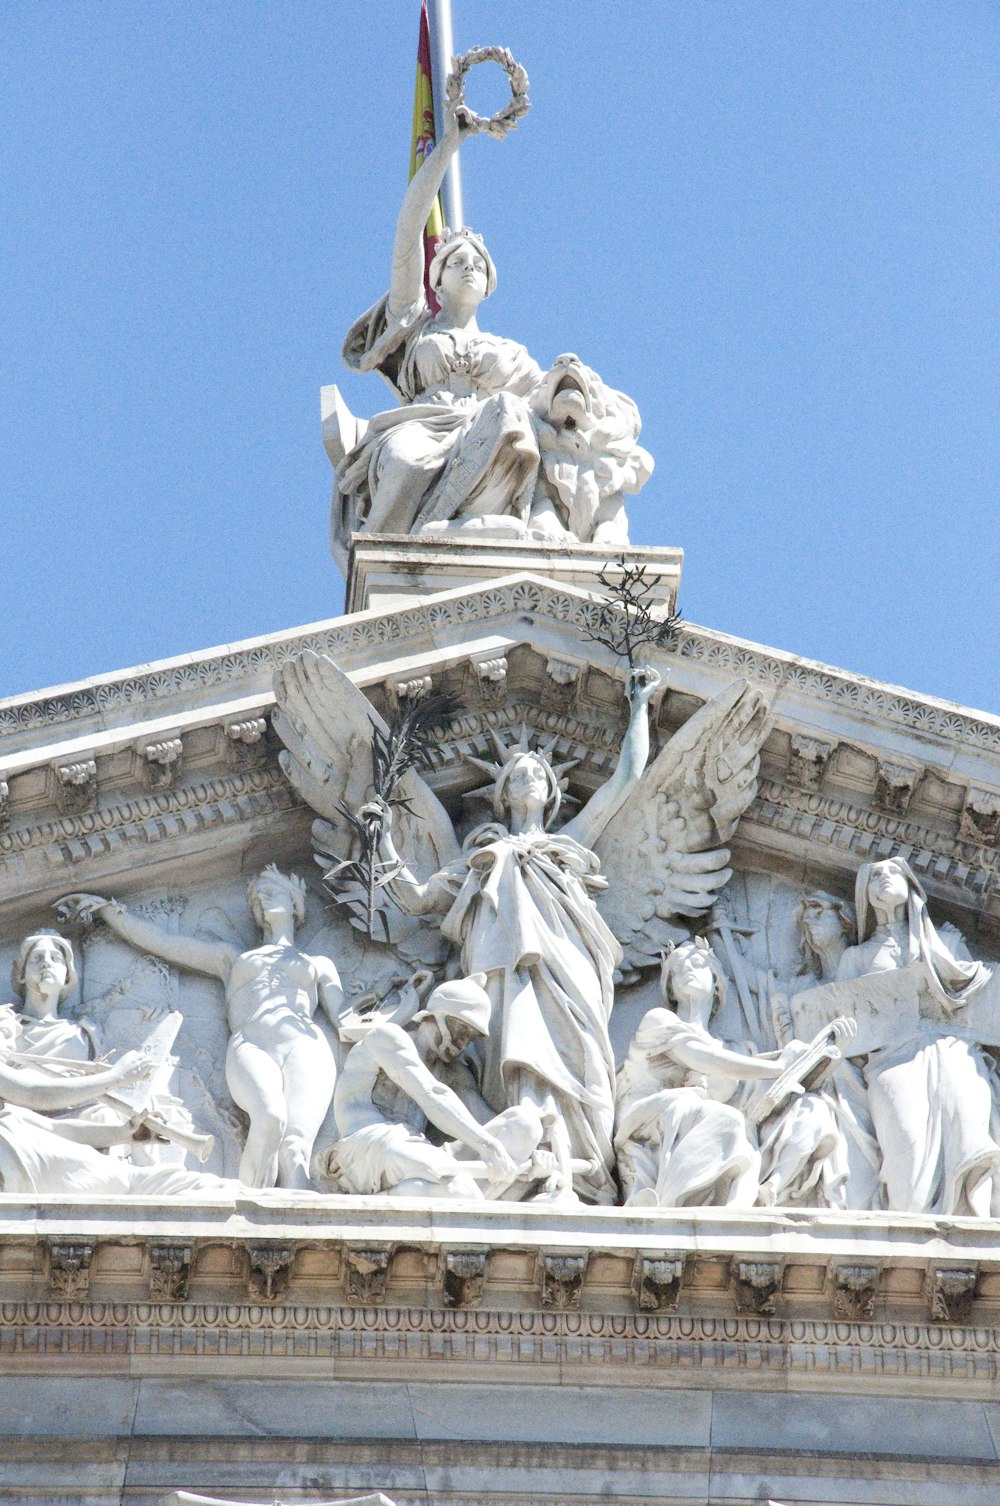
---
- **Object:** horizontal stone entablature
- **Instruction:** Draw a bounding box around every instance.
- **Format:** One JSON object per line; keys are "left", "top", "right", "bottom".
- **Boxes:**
{"left": 1, "top": 1196, "right": 999, "bottom": 1339}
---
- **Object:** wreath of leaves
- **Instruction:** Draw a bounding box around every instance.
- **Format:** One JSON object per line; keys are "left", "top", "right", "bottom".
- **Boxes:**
{"left": 446, "top": 46, "right": 531, "bottom": 140}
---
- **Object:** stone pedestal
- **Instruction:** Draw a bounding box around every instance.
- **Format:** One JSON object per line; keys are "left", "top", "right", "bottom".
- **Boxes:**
{"left": 345, "top": 534, "right": 683, "bottom": 613}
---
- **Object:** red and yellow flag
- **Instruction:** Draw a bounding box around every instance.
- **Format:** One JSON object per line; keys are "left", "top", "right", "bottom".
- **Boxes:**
{"left": 411, "top": 0, "right": 445, "bottom": 309}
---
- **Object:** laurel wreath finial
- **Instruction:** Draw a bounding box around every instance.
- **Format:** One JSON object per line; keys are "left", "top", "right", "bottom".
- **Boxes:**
{"left": 446, "top": 47, "right": 530, "bottom": 140}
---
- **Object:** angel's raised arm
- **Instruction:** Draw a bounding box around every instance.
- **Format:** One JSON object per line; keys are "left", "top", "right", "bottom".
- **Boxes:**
{"left": 562, "top": 667, "right": 659, "bottom": 850}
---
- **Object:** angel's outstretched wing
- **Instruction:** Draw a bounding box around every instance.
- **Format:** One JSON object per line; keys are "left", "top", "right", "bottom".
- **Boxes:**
{"left": 594, "top": 678, "right": 770, "bottom": 977}
{"left": 272, "top": 649, "right": 461, "bottom": 884}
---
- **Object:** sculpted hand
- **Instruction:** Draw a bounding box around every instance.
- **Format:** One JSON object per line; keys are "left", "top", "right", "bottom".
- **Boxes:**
{"left": 443, "top": 81, "right": 477, "bottom": 144}
{"left": 627, "top": 665, "right": 661, "bottom": 706}
{"left": 480, "top": 1136, "right": 519, "bottom": 1185}
{"left": 55, "top": 893, "right": 117, "bottom": 927}
{"left": 829, "top": 1016, "right": 857, "bottom": 1047}
{"left": 359, "top": 796, "right": 391, "bottom": 829}
{"left": 106, "top": 1050, "right": 156, "bottom": 1090}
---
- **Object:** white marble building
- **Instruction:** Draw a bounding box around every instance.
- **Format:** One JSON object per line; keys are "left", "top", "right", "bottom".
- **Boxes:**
{"left": 3, "top": 43, "right": 1000, "bottom": 1506}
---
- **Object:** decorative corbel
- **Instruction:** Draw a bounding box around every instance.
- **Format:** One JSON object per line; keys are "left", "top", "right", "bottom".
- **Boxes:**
{"left": 873, "top": 757, "right": 922, "bottom": 814}
{"left": 959, "top": 788, "right": 1000, "bottom": 848}
{"left": 149, "top": 1244, "right": 193, "bottom": 1302}
{"left": 441, "top": 1250, "right": 487, "bottom": 1308}
{"left": 471, "top": 655, "right": 508, "bottom": 710}
{"left": 52, "top": 758, "right": 97, "bottom": 815}
{"left": 544, "top": 656, "right": 582, "bottom": 712}
{"left": 48, "top": 1241, "right": 93, "bottom": 1299}
{"left": 732, "top": 1259, "right": 781, "bottom": 1315}
{"left": 345, "top": 1247, "right": 392, "bottom": 1304}
{"left": 391, "top": 675, "right": 433, "bottom": 703}
{"left": 834, "top": 1263, "right": 879, "bottom": 1320}
{"left": 0, "top": 778, "right": 9, "bottom": 833}
{"left": 225, "top": 716, "right": 269, "bottom": 768}
{"left": 632, "top": 1255, "right": 683, "bottom": 1313}
{"left": 786, "top": 734, "right": 835, "bottom": 793}
{"left": 540, "top": 1253, "right": 587, "bottom": 1310}
{"left": 143, "top": 737, "right": 183, "bottom": 791}
{"left": 929, "top": 1266, "right": 977, "bottom": 1324}
{"left": 246, "top": 1243, "right": 293, "bottom": 1302}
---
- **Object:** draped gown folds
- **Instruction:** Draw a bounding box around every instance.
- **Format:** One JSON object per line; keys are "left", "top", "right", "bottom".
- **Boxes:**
{"left": 336, "top": 292, "right": 543, "bottom": 540}
{"left": 437, "top": 824, "right": 620, "bottom": 1204}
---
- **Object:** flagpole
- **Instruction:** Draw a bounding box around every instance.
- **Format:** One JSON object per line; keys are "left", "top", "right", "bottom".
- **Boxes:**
{"left": 428, "top": 0, "right": 464, "bottom": 229}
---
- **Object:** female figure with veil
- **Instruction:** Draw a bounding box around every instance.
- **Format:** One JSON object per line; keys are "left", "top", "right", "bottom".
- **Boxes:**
{"left": 332, "top": 85, "right": 543, "bottom": 547}
{"left": 836, "top": 855, "right": 998, "bottom": 1215}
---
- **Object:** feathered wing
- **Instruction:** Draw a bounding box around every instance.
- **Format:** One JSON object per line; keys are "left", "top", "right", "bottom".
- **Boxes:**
{"left": 272, "top": 647, "right": 461, "bottom": 893}
{"left": 594, "top": 678, "right": 770, "bottom": 976}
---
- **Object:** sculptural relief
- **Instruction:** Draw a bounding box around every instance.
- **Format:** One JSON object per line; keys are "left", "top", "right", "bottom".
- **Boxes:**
{"left": 272, "top": 648, "right": 769, "bottom": 1204}
{"left": 57, "top": 867, "right": 344, "bottom": 1190}
{"left": 614, "top": 937, "right": 855, "bottom": 1210}
{"left": 0, "top": 932, "right": 234, "bottom": 1198}
{"left": 322, "top": 972, "right": 547, "bottom": 1200}
{"left": 325, "top": 54, "right": 652, "bottom": 570}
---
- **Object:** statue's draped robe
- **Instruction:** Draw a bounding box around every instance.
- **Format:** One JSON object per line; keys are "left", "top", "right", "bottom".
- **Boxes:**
{"left": 614, "top": 1010, "right": 759, "bottom": 1208}
{"left": 440, "top": 825, "right": 619, "bottom": 1203}
{"left": 840, "top": 870, "right": 999, "bottom": 1216}
{"left": 336, "top": 292, "right": 542, "bottom": 542}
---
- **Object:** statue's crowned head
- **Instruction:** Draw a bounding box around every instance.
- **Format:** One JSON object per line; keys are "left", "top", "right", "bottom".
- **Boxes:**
{"left": 11, "top": 929, "right": 77, "bottom": 1004}
{"left": 247, "top": 864, "right": 307, "bottom": 929}
{"left": 466, "top": 725, "right": 577, "bottom": 829}
{"left": 659, "top": 937, "right": 728, "bottom": 1020}
{"left": 428, "top": 226, "right": 497, "bottom": 301}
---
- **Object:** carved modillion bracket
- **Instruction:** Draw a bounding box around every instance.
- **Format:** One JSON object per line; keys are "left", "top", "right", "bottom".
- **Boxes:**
{"left": 632, "top": 1255, "right": 683, "bottom": 1313}
{"left": 732, "top": 1260, "right": 782, "bottom": 1315}
{"left": 874, "top": 757, "right": 922, "bottom": 814}
{"left": 52, "top": 759, "right": 97, "bottom": 815}
{"left": 225, "top": 716, "right": 269, "bottom": 768}
{"left": 143, "top": 737, "right": 183, "bottom": 792}
{"left": 929, "top": 1266, "right": 977, "bottom": 1323}
{"left": 786, "top": 735, "right": 835, "bottom": 793}
{"left": 48, "top": 1241, "right": 93, "bottom": 1299}
{"left": 441, "top": 1250, "right": 487, "bottom": 1308}
{"left": 345, "top": 1247, "right": 392, "bottom": 1304}
{"left": 0, "top": 778, "right": 9, "bottom": 832}
{"left": 540, "top": 1253, "right": 587, "bottom": 1310}
{"left": 471, "top": 655, "right": 509, "bottom": 710}
{"left": 149, "top": 1243, "right": 193, "bottom": 1302}
{"left": 391, "top": 674, "right": 433, "bottom": 703}
{"left": 960, "top": 788, "right": 1000, "bottom": 848}
{"left": 246, "top": 1243, "right": 293, "bottom": 1302}
{"left": 833, "top": 1263, "right": 879, "bottom": 1320}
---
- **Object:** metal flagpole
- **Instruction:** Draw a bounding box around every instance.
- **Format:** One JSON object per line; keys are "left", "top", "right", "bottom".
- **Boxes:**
{"left": 428, "top": 0, "right": 464, "bottom": 229}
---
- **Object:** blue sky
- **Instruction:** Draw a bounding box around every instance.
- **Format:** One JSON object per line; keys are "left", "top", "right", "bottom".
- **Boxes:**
{"left": 3, "top": 3, "right": 998, "bottom": 711}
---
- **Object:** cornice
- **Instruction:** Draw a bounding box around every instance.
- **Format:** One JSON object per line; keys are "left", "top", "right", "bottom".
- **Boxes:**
{"left": 3, "top": 574, "right": 1000, "bottom": 763}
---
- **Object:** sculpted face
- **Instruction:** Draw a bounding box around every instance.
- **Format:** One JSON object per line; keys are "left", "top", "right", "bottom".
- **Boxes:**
{"left": 431, "top": 1014, "right": 481, "bottom": 1064}
{"left": 669, "top": 947, "right": 716, "bottom": 1015}
{"left": 504, "top": 754, "right": 550, "bottom": 805}
{"left": 437, "top": 241, "right": 489, "bottom": 306}
{"left": 800, "top": 898, "right": 845, "bottom": 951}
{"left": 867, "top": 861, "right": 910, "bottom": 914}
{"left": 23, "top": 937, "right": 69, "bottom": 1000}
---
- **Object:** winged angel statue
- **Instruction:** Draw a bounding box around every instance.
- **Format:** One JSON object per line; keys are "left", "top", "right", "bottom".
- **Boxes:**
{"left": 273, "top": 651, "right": 769, "bottom": 1204}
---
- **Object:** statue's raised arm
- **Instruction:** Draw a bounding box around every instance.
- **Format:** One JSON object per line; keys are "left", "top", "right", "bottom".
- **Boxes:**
{"left": 324, "top": 47, "right": 654, "bottom": 565}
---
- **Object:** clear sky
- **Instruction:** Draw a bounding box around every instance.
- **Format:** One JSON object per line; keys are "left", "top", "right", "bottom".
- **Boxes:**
{"left": 3, "top": 2, "right": 998, "bottom": 712}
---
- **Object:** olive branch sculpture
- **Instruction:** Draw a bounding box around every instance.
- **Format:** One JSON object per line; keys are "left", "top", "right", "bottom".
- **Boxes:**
{"left": 322, "top": 692, "right": 455, "bottom": 941}
{"left": 580, "top": 557, "right": 683, "bottom": 668}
